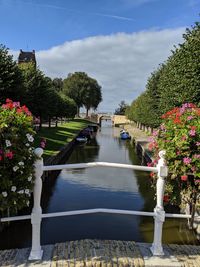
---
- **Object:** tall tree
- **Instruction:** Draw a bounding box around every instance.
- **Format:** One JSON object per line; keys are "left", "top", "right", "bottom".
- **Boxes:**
{"left": 0, "top": 45, "right": 25, "bottom": 104}
{"left": 114, "top": 101, "right": 129, "bottom": 115}
{"left": 63, "top": 72, "right": 102, "bottom": 116}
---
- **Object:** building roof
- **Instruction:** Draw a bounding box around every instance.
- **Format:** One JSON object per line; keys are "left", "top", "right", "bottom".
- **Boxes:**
{"left": 18, "top": 49, "right": 36, "bottom": 64}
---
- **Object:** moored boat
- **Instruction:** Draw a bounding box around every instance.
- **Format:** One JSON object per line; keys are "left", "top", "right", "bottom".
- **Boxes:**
{"left": 120, "top": 130, "right": 131, "bottom": 140}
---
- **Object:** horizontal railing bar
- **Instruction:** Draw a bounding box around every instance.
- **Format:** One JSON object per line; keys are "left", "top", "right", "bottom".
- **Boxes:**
{"left": 165, "top": 213, "right": 200, "bottom": 219}
{"left": 43, "top": 162, "right": 158, "bottom": 172}
{"left": 0, "top": 215, "right": 31, "bottom": 222}
{"left": 1, "top": 209, "right": 199, "bottom": 223}
{"left": 41, "top": 208, "right": 155, "bottom": 218}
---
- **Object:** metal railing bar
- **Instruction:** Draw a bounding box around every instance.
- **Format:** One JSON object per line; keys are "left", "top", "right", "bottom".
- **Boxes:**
{"left": 41, "top": 208, "right": 155, "bottom": 218}
{"left": 165, "top": 213, "right": 200, "bottom": 219}
{"left": 0, "top": 215, "right": 31, "bottom": 222}
{"left": 1, "top": 209, "right": 199, "bottom": 223}
{"left": 43, "top": 162, "right": 158, "bottom": 172}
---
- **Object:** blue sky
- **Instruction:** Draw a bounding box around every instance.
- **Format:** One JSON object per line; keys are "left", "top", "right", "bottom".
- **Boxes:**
{"left": 1, "top": 0, "right": 200, "bottom": 111}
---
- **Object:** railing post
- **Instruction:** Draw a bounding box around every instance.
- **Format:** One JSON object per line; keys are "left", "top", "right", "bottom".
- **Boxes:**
{"left": 150, "top": 150, "right": 168, "bottom": 256}
{"left": 29, "top": 148, "right": 44, "bottom": 260}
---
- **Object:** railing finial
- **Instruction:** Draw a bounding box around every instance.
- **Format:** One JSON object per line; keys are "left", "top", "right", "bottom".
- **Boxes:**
{"left": 34, "top": 147, "right": 43, "bottom": 158}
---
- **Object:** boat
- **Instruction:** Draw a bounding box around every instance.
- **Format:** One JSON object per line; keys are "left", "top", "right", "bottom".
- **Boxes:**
{"left": 76, "top": 136, "right": 87, "bottom": 143}
{"left": 120, "top": 130, "right": 131, "bottom": 140}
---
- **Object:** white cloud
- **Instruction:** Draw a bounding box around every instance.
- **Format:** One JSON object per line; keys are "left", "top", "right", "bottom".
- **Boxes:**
{"left": 11, "top": 28, "right": 185, "bottom": 112}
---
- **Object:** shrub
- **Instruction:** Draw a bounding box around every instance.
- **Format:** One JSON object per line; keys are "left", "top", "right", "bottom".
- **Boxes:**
{"left": 149, "top": 103, "right": 200, "bottom": 211}
{"left": 0, "top": 99, "right": 35, "bottom": 216}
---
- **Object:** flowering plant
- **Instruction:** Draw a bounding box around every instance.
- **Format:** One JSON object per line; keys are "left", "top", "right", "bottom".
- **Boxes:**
{"left": 0, "top": 99, "right": 35, "bottom": 216}
{"left": 149, "top": 103, "right": 200, "bottom": 210}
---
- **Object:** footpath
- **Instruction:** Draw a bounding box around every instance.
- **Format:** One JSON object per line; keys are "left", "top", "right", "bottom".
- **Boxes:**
{"left": 0, "top": 239, "right": 200, "bottom": 267}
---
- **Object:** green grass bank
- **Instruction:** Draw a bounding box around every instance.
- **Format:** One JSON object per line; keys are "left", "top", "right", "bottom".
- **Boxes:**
{"left": 34, "top": 119, "right": 90, "bottom": 159}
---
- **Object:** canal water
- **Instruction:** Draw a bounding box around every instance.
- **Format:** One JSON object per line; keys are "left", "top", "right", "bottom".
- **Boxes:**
{"left": 0, "top": 121, "right": 198, "bottom": 249}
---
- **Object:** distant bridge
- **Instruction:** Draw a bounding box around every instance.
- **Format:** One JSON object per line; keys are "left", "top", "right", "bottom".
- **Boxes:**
{"left": 95, "top": 113, "right": 130, "bottom": 126}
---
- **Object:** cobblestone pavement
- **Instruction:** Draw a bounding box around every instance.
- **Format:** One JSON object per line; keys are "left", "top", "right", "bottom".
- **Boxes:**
{"left": 0, "top": 240, "right": 200, "bottom": 267}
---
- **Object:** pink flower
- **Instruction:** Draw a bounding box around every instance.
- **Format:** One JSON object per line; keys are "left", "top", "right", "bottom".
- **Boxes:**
{"left": 176, "top": 150, "right": 181, "bottom": 155}
{"left": 5, "top": 151, "right": 14, "bottom": 159}
{"left": 152, "top": 130, "right": 158, "bottom": 136}
{"left": 194, "top": 154, "right": 200, "bottom": 159}
{"left": 189, "top": 130, "right": 196, "bottom": 136}
{"left": 187, "top": 116, "right": 193, "bottom": 121}
{"left": 196, "top": 142, "right": 200, "bottom": 146}
{"left": 183, "top": 157, "right": 191, "bottom": 164}
{"left": 191, "top": 166, "right": 196, "bottom": 172}
{"left": 147, "top": 162, "right": 153, "bottom": 167}
{"left": 181, "top": 135, "right": 187, "bottom": 141}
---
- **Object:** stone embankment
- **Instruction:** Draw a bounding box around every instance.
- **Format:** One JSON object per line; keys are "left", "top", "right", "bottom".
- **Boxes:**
{"left": 123, "top": 123, "right": 152, "bottom": 164}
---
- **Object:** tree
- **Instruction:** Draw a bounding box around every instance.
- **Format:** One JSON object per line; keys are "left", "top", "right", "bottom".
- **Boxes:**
{"left": 81, "top": 78, "right": 102, "bottom": 116}
{"left": 114, "top": 101, "right": 129, "bottom": 115}
{"left": 63, "top": 72, "right": 102, "bottom": 116}
{"left": 52, "top": 78, "right": 64, "bottom": 92}
{"left": 0, "top": 45, "right": 25, "bottom": 104}
{"left": 19, "top": 63, "right": 55, "bottom": 127}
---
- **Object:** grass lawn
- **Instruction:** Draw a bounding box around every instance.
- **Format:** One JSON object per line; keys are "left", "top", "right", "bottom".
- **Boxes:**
{"left": 34, "top": 119, "right": 90, "bottom": 159}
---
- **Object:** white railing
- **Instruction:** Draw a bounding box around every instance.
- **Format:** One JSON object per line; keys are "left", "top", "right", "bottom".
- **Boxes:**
{"left": 1, "top": 148, "right": 200, "bottom": 260}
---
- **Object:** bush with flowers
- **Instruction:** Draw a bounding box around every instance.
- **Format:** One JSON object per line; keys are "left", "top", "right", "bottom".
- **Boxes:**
{"left": 149, "top": 103, "right": 200, "bottom": 215}
{"left": 0, "top": 99, "right": 35, "bottom": 216}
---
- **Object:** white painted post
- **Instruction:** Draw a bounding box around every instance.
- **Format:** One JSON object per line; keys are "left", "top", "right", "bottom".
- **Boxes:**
{"left": 29, "top": 148, "right": 44, "bottom": 260}
{"left": 150, "top": 150, "right": 168, "bottom": 256}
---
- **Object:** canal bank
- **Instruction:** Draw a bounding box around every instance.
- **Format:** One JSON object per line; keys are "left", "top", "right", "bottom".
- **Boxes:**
{"left": 120, "top": 123, "right": 152, "bottom": 164}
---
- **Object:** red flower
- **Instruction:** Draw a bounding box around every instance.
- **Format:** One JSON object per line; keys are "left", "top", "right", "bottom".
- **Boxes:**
{"left": 5, "top": 151, "right": 14, "bottom": 159}
{"left": 163, "top": 195, "right": 170, "bottom": 203}
{"left": 150, "top": 172, "right": 154, "bottom": 177}
{"left": 181, "top": 175, "right": 188, "bottom": 181}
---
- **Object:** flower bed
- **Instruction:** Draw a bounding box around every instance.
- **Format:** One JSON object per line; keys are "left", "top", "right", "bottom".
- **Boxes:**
{"left": 0, "top": 99, "right": 35, "bottom": 216}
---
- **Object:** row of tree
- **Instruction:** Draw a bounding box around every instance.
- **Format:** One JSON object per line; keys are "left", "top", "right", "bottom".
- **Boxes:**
{"left": 0, "top": 45, "right": 102, "bottom": 127}
{"left": 126, "top": 21, "right": 200, "bottom": 127}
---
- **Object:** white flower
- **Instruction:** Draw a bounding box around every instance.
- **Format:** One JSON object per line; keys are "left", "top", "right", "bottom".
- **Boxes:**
{"left": 13, "top": 166, "right": 19, "bottom": 172}
{"left": 26, "top": 201, "right": 30, "bottom": 206}
{"left": 28, "top": 176, "right": 32, "bottom": 181}
{"left": 25, "top": 189, "right": 29, "bottom": 194}
{"left": 26, "top": 134, "right": 34, "bottom": 142}
{"left": 26, "top": 143, "right": 30, "bottom": 147}
{"left": 2, "top": 192, "right": 7, "bottom": 197}
{"left": 20, "top": 171, "right": 23, "bottom": 174}
{"left": 13, "top": 201, "right": 16, "bottom": 205}
{"left": 18, "top": 190, "right": 24, "bottom": 194}
{"left": 5, "top": 140, "right": 11, "bottom": 147}
{"left": 11, "top": 186, "right": 16, "bottom": 192}
{"left": 18, "top": 161, "right": 24, "bottom": 166}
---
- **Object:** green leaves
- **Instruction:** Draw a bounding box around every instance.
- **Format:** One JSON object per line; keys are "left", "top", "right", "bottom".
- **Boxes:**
{"left": 0, "top": 100, "right": 35, "bottom": 215}
{"left": 63, "top": 72, "right": 102, "bottom": 116}
{"left": 127, "top": 21, "right": 200, "bottom": 127}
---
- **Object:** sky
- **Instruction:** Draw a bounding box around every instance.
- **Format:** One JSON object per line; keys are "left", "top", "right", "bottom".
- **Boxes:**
{"left": 1, "top": 0, "right": 200, "bottom": 112}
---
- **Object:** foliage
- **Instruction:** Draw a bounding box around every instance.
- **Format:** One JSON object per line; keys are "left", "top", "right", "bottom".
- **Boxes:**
{"left": 0, "top": 45, "right": 25, "bottom": 104}
{"left": 63, "top": 72, "right": 102, "bottom": 116}
{"left": 114, "top": 101, "right": 129, "bottom": 115}
{"left": 0, "top": 99, "right": 35, "bottom": 215}
{"left": 149, "top": 103, "right": 200, "bottom": 209}
{"left": 127, "top": 21, "right": 200, "bottom": 127}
